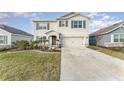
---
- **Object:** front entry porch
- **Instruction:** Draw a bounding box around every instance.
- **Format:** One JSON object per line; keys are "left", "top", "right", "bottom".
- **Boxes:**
{"left": 48, "top": 35, "right": 59, "bottom": 47}
{"left": 52, "top": 36, "right": 56, "bottom": 45}
{"left": 45, "top": 30, "right": 61, "bottom": 48}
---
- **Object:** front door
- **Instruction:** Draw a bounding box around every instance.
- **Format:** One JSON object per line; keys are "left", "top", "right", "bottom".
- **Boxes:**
{"left": 52, "top": 36, "right": 56, "bottom": 45}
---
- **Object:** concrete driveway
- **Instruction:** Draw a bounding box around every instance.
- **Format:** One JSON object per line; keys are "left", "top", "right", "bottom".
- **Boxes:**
{"left": 60, "top": 47, "right": 124, "bottom": 81}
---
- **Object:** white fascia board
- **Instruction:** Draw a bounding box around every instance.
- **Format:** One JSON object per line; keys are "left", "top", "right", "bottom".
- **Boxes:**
{"left": 99, "top": 24, "right": 123, "bottom": 35}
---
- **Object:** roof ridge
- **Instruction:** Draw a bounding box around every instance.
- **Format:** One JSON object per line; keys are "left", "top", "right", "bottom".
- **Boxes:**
{"left": 56, "top": 12, "right": 79, "bottom": 20}
{"left": 98, "top": 21, "right": 123, "bottom": 31}
{"left": 91, "top": 21, "right": 124, "bottom": 36}
{"left": 59, "top": 12, "right": 77, "bottom": 18}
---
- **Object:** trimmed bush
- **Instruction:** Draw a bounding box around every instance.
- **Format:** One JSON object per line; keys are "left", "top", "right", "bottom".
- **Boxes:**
{"left": 0, "top": 48, "right": 7, "bottom": 52}
{"left": 12, "top": 40, "right": 29, "bottom": 50}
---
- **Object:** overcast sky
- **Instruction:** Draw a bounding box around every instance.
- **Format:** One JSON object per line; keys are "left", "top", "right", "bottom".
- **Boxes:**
{"left": 0, "top": 12, "right": 123, "bottom": 34}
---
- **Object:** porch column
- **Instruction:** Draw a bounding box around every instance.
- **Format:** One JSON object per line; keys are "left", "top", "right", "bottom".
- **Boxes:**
{"left": 48, "top": 36, "right": 52, "bottom": 47}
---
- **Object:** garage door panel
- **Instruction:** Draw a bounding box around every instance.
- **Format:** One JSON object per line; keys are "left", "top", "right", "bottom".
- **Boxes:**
{"left": 63, "top": 37, "right": 84, "bottom": 47}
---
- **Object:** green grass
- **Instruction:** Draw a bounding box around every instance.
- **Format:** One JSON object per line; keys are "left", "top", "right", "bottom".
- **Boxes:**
{"left": 0, "top": 51, "right": 61, "bottom": 81}
{"left": 88, "top": 45, "right": 124, "bottom": 60}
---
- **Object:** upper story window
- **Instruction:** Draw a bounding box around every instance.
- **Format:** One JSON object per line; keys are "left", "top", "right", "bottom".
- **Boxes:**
{"left": 36, "top": 23, "right": 49, "bottom": 30}
{"left": 71, "top": 20, "right": 82, "bottom": 28}
{"left": 0, "top": 36, "right": 7, "bottom": 44}
{"left": 59, "top": 20, "right": 68, "bottom": 27}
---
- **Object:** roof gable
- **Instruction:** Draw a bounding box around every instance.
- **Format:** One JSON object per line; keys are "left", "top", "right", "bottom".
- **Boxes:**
{"left": 56, "top": 12, "right": 90, "bottom": 20}
{"left": 33, "top": 12, "right": 90, "bottom": 22}
{"left": 90, "top": 21, "right": 124, "bottom": 36}
{"left": 45, "top": 30, "right": 60, "bottom": 34}
{"left": 0, "top": 24, "right": 33, "bottom": 36}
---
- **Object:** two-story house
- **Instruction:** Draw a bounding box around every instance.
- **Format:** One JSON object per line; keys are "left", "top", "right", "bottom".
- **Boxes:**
{"left": 33, "top": 12, "right": 90, "bottom": 48}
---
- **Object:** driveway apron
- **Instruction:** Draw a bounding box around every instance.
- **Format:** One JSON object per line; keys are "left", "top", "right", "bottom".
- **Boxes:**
{"left": 60, "top": 47, "right": 124, "bottom": 81}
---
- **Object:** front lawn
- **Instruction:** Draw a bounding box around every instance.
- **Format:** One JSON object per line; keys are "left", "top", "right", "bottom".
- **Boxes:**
{"left": 88, "top": 45, "right": 124, "bottom": 60}
{"left": 0, "top": 51, "right": 61, "bottom": 81}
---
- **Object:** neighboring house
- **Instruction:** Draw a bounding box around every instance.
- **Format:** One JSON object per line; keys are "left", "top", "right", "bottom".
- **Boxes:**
{"left": 89, "top": 21, "right": 124, "bottom": 47}
{"left": 33, "top": 12, "right": 90, "bottom": 48}
{"left": 0, "top": 24, "right": 33, "bottom": 48}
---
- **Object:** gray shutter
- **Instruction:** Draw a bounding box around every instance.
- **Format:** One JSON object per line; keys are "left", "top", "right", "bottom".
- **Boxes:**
{"left": 36, "top": 23, "right": 39, "bottom": 30}
{"left": 66, "top": 20, "right": 68, "bottom": 27}
{"left": 83, "top": 20, "right": 86, "bottom": 28}
{"left": 71, "top": 21, "right": 73, "bottom": 28}
{"left": 47, "top": 23, "right": 49, "bottom": 30}
{"left": 59, "top": 21, "right": 61, "bottom": 27}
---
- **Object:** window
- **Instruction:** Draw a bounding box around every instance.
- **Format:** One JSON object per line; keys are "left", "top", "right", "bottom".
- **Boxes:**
{"left": 120, "top": 34, "right": 124, "bottom": 42}
{"left": 0, "top": 36, "right": 7, "bottom": 44}
{"left": 114, "top": 34, "right": 119, "bottom": 42}
{"left": 113, "top": 34, "right": 124, "bottom": 42}
{"left": 71, "top": 21, "right": 82, "bottom": 28}
{"left": 36, "top": 23, "right": 48, "bottom": 30}
{"left": 74, "top": 21, "right": 78, "bottom": 28}
{"left": 42, "top": 36, "right": 46, "bottom": 43}
{"left": 79, "top": 21, "right": 82, "bottom": 28}
{"left": 36, "top": 36, "right": 46, "bottom": 43}
{"left": 59, "top": 21, "right": 65, "bottom": 27}
{"left": 43, "top": 26, "right": 46, "bottom": 29}
{"left": 36, "top": 36, "right": 42, "bottom": 42}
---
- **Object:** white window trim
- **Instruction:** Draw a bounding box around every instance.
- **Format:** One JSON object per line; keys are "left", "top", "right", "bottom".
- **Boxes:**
{"left": 61, "top": 21, "right": 65, "bottom": 27}
{"left": 59, "top": 21, "right": 67, "bottom": 27}
{"left": 72, "top": 20, "right": 82, "bottom": 28}
{"left": 111, "top": 34, "right": 114, "bottom": 43}
{"left": 37, "top": 23, "right": 48, "bottom": 30}
{"left": 0, "top": 35, "right": 8, "bottom": 45}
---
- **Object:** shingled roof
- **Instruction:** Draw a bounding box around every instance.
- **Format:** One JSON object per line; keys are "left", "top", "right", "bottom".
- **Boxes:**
{"left": 90, "top": 21, "right": 124, "bottom": 36}
{"left": 0, "top": 24, "right": 33, "bottom": 36}
{"left": 56, "top": 12, "right": 90, "bottom": 20}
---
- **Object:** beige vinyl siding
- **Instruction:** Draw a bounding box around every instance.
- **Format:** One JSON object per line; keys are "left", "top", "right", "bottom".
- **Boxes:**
{"left": 33, "top": 13, "right": 89, "bottom": 47}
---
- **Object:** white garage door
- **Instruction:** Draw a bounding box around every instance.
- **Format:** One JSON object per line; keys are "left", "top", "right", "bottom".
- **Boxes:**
{"left": 63, "top": 37, "right": 84, "bottom": 47}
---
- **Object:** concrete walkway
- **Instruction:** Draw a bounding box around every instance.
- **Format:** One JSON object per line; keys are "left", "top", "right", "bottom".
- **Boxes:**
{"left": 60, "top": 47, "right": 124, "bottom": 81}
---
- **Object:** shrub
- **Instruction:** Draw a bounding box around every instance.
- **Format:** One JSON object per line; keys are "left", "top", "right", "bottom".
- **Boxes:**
{"left": 30, "top": 41, "right": 39, "bottom": 49}
{"left": 12, "top": 40, "right": 50, "bottom": 51}
{"left": 37, "top": 43, "right": 43, "bottom": 49}
{"left": 41, "top": 44, "right": 49, "bottom": 50}
{"left": 12, "top": 40, "right": 29, "bottom": 50}
{"left": 0, "top": 48, "right": 7, "bottom": 52}
{"left": 0, "top": 47, "right": 15, "bottom": 52}
{"left": 48, "top": 48, "right": 60, "bottom": 52}
{"left": 31, "top": 41, "right": 49, "bottom": 50}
